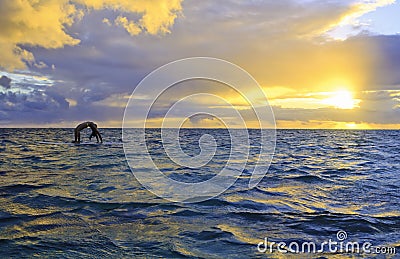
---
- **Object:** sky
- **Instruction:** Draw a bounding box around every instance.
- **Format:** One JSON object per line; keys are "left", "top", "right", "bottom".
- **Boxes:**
{"left": 0, "top": 0, "right": 400, "bottom": 129}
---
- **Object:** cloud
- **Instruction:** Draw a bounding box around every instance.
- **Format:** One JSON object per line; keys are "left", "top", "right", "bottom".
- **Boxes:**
{"left": 271, "top": 91, "right": 400, "bottom": 125}
{"left": 1, "top": 0, "right": 389, "bottom": 71}
{"left": 75, "top": 0, "right": 183, "bottom": 35}
{"left": 7, "top": 0, "right": 391, "bottom": 92}
{"left": 186, "top": 114, "right": 223, "bottom": 128}
{"left": 0, "top": 71, "right": 71, "bottom": 124}
{"left": 366, "top": 35, "right": 400, "bottom": 88}
{"left": 0, "top": 0, "right": 399, "bottom": 128}
{"left": 324, "top": 0, "right": 396, "bottom": 36}
{"left": 0, "top": 0, "right": 183, "bottom": 70}
{"left": 0, "top": 76, "right": 12, "bottom": 89}
{"left": 0, "top": 0, "right": 81, "bottom": 70}
{"left": 134, "top": 87, "right": 400, "bottom": 127}
{"left": 0, "top": 89, "right": 68, "bottom": 115}
{"left": 114, "top": 16, "right": 142, "bottom": 36}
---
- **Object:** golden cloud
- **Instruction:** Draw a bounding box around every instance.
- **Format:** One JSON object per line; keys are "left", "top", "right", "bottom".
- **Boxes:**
{"left": 0, "top": 0, "right": 183, "bottom": 70}
{"left": 74, "top": 0, "right": 183, "bottom": 35}
{"left": 114, "top": 16, "right": 142, "bottom": 36}
{"left": 0, "top": 0, "right": 81, "bottom": 70}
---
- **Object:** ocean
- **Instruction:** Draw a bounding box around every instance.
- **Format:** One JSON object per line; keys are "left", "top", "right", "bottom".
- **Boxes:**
{"left": 0, "top": 129, "right": 399, "bottom": 258}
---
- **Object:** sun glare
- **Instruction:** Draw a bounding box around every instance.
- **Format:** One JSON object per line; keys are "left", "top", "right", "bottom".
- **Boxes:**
{"left": 345, "top": 123, "right": 357, "bottom": 129}
{"left": 322, "top": 90, "right": 360, "bottom": 109}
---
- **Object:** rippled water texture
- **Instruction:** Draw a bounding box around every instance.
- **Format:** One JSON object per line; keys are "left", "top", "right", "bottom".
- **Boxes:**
{"left": 0, "top": 129, "right": 399, "bottom": 258}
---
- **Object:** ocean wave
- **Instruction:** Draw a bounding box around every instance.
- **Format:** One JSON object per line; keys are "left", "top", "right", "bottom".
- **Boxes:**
{"left": 0, "top": 129, "right": 399, "bottom": 258}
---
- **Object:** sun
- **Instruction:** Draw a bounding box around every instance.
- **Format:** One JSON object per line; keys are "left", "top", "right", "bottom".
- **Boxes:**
{"left": 322, "top": 90, "right": 360, "bottom": 109}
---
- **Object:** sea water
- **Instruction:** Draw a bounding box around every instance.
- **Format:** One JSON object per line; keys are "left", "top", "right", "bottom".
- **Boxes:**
{"left": 0, "top": 129, "right": 399, "bottom": 258}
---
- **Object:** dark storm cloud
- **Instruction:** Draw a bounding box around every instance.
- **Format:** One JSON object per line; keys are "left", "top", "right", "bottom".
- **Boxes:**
{"left": 0, "top": 75, "right": 11, "bottom": 89}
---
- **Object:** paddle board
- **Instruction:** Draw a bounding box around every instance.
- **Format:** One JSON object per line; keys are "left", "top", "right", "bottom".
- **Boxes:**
{"left": 38, "top": 141, "right": 123, "bottom": 146}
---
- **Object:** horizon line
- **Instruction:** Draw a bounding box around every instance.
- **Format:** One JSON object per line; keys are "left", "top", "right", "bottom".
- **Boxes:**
{"left": 0, "top": 127, "right": 398, "bottom": 130}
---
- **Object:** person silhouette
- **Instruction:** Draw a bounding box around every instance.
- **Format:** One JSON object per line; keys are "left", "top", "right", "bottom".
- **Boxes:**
{"left": 73, "top": 121, "right": 103, "bottom": 143}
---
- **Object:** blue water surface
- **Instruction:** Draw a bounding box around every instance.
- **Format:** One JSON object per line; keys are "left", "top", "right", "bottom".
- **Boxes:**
{"left": 0, "top": 129, "right": 399, "bottom": 258}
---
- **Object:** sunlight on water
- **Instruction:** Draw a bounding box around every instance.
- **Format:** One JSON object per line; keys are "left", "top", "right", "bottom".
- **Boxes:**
{"left": 0, "top": 129, "right": 399, "bottom": 258}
